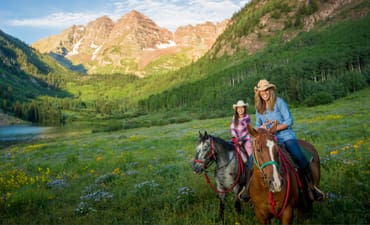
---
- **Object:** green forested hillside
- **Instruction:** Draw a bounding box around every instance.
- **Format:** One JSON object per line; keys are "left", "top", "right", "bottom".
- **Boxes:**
{"left": 0, "top": 29, "right": 76, "bottom": 125}
{"left": 137, "top": 4, "right": 370, "bottom": 115}
{"left": 65, "top": 1, "right": 370, "bottom": 119}
{"left": 1, "top": 0, "right": 369, "bottom": 127}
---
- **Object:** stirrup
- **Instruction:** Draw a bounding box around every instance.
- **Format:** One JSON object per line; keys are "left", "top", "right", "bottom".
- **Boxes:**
{"left": 238, "top": 186, "right": 250, "bottom": 202}
{"left": 312, "top": 186, "right": 325, "bottom": 201}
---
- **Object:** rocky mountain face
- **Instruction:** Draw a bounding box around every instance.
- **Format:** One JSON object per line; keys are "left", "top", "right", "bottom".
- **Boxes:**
{"left": 208, "top": 0, "right": 368, "bottom": 59}
{"left": 32, "top": 10, "right": 228, "bottom": 76}
{"left": 174, "top": 20, "right": 229, "bottom": 60}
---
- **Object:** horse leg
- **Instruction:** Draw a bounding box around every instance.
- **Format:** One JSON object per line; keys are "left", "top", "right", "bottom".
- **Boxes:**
{"left": 281, "top": 206, "right": 293, "bottom": 225}
{"left": 218, "top": 194, "right": 226, "bottom": 225}
{"left": 254, "top": 209, "right": 271, "bottom": 225}
{"left": 297, "top": 199, "right": 313, "bottom": 224}
{"left": 234, "top": 197, "right": 241, "bottom": 224}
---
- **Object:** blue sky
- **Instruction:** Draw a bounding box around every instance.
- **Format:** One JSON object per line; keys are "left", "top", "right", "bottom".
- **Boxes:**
{"left": 0, "top": 0, "right": 250, "bottom": 45}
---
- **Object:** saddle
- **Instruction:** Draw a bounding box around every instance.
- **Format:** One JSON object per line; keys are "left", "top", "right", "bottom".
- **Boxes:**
{"left": 279, "top": 144, "right": 325, "bottom": 201}
{"left": 279, "top": 144, "right": 313, "bottom": 169}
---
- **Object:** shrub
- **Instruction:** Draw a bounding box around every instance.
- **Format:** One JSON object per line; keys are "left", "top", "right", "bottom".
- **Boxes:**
{"left": 303, "top": 91, "right": 334, "bottom": 106}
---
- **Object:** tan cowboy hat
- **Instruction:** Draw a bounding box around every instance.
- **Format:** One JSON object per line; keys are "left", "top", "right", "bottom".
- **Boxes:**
{"left": 233, "top": 100, "right": 248, "bottom": 109}
{"left": 254, "top": 79, "right": 276, "bottom": 92}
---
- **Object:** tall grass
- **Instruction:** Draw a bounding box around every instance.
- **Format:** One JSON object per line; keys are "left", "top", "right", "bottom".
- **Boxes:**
{"left": 0, "top": 88, "right": 369, "bottom": 224}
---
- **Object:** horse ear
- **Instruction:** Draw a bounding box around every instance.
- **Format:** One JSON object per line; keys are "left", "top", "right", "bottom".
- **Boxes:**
{"left": 270, "top": 121, "right": 278, "bottom": 133}
{"left": 198, "top": 131, "right": 203, "bottom": 138}
{"left": 204, "top": 131, "right": 209, "bottom": 138}
{"left": 247, "top": 124, "right": 258, "bottom": 137}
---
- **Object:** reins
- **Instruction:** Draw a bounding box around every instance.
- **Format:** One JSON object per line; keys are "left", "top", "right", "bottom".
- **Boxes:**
{"left": 253, "top": 134, "right": 301, "bottom": 218}
{"left": 204, "top": 138, "right": 244, "bottom": 194}
{"left": 269, "top": 148, "right": 290, "bottom": 218}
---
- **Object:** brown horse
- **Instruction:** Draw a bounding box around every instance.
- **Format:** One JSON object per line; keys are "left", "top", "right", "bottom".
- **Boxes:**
{"left": 246, "top": 123, "right": 321, "bottom": 224}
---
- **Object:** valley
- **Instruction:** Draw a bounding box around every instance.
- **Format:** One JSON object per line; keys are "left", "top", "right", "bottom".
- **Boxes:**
{"left": 0, "top": 1, "right": 369, "bottom": 224}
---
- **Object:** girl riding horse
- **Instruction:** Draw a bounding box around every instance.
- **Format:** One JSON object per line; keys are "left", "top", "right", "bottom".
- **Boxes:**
{"left": 192, "top": 131, "right": 247, "bottom": 225}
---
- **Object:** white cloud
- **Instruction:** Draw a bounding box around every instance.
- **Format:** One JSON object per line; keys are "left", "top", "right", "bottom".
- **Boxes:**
{"left": 7, "top": 0, "right": 249, "bottom": 31}
{"left": 9, "top": 12, "right": 97, "bottom": 27}
{"left": 110, "top": 0, "right": 243, "bottom": 31}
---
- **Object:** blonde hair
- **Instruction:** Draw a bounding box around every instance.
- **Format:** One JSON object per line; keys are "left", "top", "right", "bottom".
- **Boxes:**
{"left": 254, "top": 88, "right": 276, "bottom": 114}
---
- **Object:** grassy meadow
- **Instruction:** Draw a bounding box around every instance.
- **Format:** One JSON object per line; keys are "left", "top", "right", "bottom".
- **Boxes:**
{"left": 0, "top": 88, "right": 369, "bottom": 225}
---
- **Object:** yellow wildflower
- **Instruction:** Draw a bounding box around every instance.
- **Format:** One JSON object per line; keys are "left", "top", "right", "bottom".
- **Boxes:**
{"left": 113, "top": 168, "right": 120, "bottom": 174}
{"left": 24, "top": 143, "right": 46, "bottom": 152}
{"left": 330, "top": 150, "right": 338, "bottom": 155}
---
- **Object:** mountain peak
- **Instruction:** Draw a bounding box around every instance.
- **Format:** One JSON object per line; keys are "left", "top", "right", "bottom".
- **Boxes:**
{"left": 93, "top": 15, "right": 113, "bottom": 23}
{"left": 116, "top": 9, "right": 157, "bottom": 27}
{"left": 109, "top": 10, "right": 172, "bottom": 49}
{"left": 86, "top": 15, "right": 114, "bottom": 30}
{"left": 31, "top": 9, "right": 227, "bottom": 76}
{"left": 127, "top": 9, "right": 143, "bottom": 16}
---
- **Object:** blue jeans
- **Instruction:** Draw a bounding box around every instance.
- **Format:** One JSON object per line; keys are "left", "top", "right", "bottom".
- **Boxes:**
{"left": 246, "top": 153, "right": 253, "bottom": 169}
{"left": 282, "top": 139, "right": 309, "bottom": 168}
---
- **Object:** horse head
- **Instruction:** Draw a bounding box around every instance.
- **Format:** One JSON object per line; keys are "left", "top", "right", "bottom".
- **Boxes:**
{"left": 247, "top": 123, "right": 285, "bottom": 192}
{"left": 192, "top": 131, "right": 215, "bottom": 174}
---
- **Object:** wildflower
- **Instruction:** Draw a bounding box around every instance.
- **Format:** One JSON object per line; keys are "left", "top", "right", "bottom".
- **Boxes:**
{"left": 45, "top": 168, "right": 50, "bottom": 175}
{"left": 95, "top": 173, "right": 118, "bottom": 184}
{"left": 47, "top": 179, "right": 68, "bottom": 190}
{"left": 24, "top": 143, "right": 46, "bottom": 152}
{"left": 330, "top": 150, "right": 338, "bottom": 155}
{"left": 112, "top": 168, "right": 120, "bottom": 174}
{"left": 134, "top": 180, "right": 160, "bottom": 192}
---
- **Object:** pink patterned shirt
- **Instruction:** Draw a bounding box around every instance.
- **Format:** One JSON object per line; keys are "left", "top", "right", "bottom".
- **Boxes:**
{"left": 230, "top": 114, "right": 251, "bottom": 140}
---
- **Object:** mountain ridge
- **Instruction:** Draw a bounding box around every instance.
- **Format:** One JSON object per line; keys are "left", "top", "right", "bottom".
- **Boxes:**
{"left": 1, "top": 0, "right": 369, "bottom": 125}
{"left": 32, "top": 10, "right": 229, "bottom": 76}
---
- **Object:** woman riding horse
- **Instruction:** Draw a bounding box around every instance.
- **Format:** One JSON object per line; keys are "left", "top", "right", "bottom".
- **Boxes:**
{"left": 247, "top": 123, "right": 322, "bottom": 224}
{"left": 253, "top": 79, "right": 325, "bottom": 201}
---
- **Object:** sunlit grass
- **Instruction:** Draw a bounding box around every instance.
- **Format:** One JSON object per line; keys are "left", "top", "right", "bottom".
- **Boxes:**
{"left": 0, "top": 88, "right": 369, "bottom": 224}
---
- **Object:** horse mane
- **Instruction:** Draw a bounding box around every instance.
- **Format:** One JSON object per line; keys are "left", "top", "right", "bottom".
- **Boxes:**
{"left": 209, "top": 135, "right": 235, "bottom": 151}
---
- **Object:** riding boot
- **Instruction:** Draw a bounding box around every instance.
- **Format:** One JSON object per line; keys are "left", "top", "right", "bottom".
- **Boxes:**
{"left": 240, "top": 157, "right": 252, "bottom": 202}
{"left": 302, "top": 166, "right": 325, "bottom": 201}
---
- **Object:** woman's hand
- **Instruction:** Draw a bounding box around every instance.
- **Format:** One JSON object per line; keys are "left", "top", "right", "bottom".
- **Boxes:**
{"left": 261, "top": 120, "right": 277, "bottom": 129}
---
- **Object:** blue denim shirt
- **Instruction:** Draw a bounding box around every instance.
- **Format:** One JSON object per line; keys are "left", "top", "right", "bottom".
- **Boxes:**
{"left": 255, "top": 97, "right": 296, "bottom": 144}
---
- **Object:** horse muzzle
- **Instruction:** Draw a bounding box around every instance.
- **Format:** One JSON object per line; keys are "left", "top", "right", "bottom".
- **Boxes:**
{"left": 268, "top": 177, "right": 284, "bottom": 192}
{"left": 192, "top": 160, "right": 205, "bottom": 174}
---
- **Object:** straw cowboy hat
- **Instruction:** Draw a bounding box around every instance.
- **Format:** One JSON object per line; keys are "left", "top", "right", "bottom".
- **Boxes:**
{"left": 254, "top": 79, "right": 276, "bottom": 92}
{"left": 233, "top": 100, "right": 249, "bottom": 109}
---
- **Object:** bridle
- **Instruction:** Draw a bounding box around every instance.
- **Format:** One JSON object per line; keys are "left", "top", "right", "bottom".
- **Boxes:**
{"left": 252, "top": 134, "right": 281, "bottom": 183}
{"left": 193, "top": 138, "right": 216, "bottom": 169}
{"left": 194, "top": 136, "right": 244, "bottom": 194}
{"left": 252, "top": 133, "right": 292, "bottom": 218}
